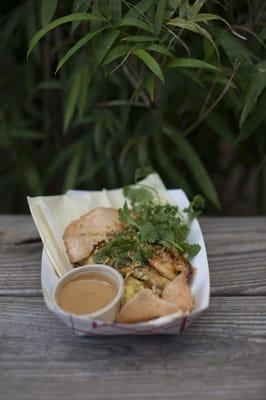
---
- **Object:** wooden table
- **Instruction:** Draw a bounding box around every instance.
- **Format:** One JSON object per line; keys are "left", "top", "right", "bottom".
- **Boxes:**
{"left": 1, "top": 215, "right": 266, "bottom": 400}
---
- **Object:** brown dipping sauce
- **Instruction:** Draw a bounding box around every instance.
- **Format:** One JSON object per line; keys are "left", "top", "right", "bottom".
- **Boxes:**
{"left": 58, "top": 272, "right": 118, "bottom": 315}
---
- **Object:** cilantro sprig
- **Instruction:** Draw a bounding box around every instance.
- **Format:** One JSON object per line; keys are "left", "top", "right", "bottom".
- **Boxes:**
{"left": 93, "top": 185, "right": 204, "bottom": 270}
{"left": 119, "top": 200, "right": 200, "bottom": 258}
{"left": 93, "top": 227, "right": 153, "bottom": 269}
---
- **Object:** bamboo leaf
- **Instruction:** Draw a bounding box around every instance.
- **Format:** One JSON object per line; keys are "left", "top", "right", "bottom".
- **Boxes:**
{"left": 164, "top": 126, "right": 220, "bottom": 208}
{"left": 41, "top": 0, "right": 57, "bottom": 26}
{"left": 125, "top": 0, "right": 154, "bottom": 17}
{"left": 167, "top": 17, "right": 219, "bottom": 58}
{"left": 78, "top": 67, "right": 92, "bottom": 117}
{"left": 28, "top": 13, "right": 104, "bottom": 57}
{"left": 63, "top": 68, "right": 84, "bottom": 132}
{"left": 91, "top": 30, "right": 120, "bottom": 71}
{"left": 240, "top": 62, "right": 266, "bottom": 128}
{"left": 132, "top": 48, "right": 164, "bottom": 82}
{"left": 24, "top": 159, "right": 43, "bottom": 194}
{"left": 78, "top": 159, "right": 104, "bottom": 184}
{"left": 167, "top": 57, "right": 219, "bottom": 71}
{"left": 189, "top": 0, "right": 206, "bottom": 17}
{"left": 193, "top": 13, "right": 229, "bottom": 25}
{"left": 102, "top": 45, "right": 131, "bottom": 65}
{"left": 180, "top": 70, "right": 205, "bottom": 87}
{"left": 169, "top": 0, "right": 182, "bottom": 15}
{"left": 122, "top": 35, "right": 157, "bottom": 42}
{"left": 169, "top": 0, "right": 181, "bottom": 11}
{"left": 119, "top": 138, "right": 139, "bottom": 171}
{"left": 167, "top": 17, "right": 209, "bottom": 39}
{"left": 71, "top": 0, "right": 91, "bottom": 33}
{"left": 109, "top": 0, "right": 122, "bottom": 24}
{"left": 153, "top": 132, "right": 192, "bottom": 196}
{"left": 63, "top": 151, "right": 83, "bottom": 191}
{"left": 97, "top": 0, "right": 110, "bottom": 19}
{"left": 154, "top": 0, "right": 166, "bottom": 34}
{"left": 45, "top": 137, "right": 88, "bottom": 183}
{"left": 56, "top": 27, "right": 106, "bottom": 73}
{"left": 147, "top": 44, "right": 173, "bottom": 57}
{"left": 120, "top": 17, "right": 155, "bottom": 33}
{"left": 237, "top": 91, "right": 266, "bottom": 142}
{"left": 143, "top": 74, "right": 156, "bottom": 101}
{"left": 194, "top": 13, "right": 245, "bottom": 40}
{"left": 202, "top": 75, "right": 237, "bottom": 90}
{"left": 90, "top": 2, "right": 105, "bottom": 30}
{"left": 215, "top": 28, "right": 256, "bottom": 66}
{"left": 179, "top": 0, "right": 189, "bottom": 18}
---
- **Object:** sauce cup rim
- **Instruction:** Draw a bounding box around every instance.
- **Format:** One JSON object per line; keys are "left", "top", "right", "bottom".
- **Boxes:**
{"left": 53, "top": 264, "right": 124, "bottom": 320}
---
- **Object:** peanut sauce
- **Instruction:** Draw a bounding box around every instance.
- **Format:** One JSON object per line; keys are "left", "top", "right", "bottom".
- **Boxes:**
{"left": 58, "top": 272, "right": 118, "bottom": 315}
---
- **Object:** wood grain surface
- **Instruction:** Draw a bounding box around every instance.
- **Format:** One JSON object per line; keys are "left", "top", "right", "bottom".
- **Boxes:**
{"left": 0, "top": 215, "right": 266, "bottom": 400}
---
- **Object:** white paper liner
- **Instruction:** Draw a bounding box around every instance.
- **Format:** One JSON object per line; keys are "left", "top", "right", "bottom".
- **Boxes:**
{"left": 28, "top": 174, "right": 171, "bottom": 277}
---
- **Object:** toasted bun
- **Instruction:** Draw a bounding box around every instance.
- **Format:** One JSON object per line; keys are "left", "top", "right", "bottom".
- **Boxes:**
{"left": 116, "top": 289, "right": 179, "bottom": 323}
{"left": 63, "top": 207, "right": 122, "bottom": 263}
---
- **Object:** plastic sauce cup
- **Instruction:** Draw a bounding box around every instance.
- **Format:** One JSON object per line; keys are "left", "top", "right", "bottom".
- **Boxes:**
{"left": 53, "top": 264, "right": 124, "bottom": 322}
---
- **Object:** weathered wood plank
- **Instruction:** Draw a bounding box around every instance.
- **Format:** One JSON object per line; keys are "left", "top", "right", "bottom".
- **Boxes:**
{"left": 1, "top": 216, "right": 266, "bottom": 295}
{"left": 0, "top": 215, "right": 38, "bottom": 244}
{"left": 0, "top": 242, "right": 42, "bottom": 295}
{"left": 1, "top": 357, "right": 266, "bottom": 400}
{"left": 0, "top": 297, "right": 266, "bottom": 400}
{"left": 200, "top": 217, "right": 266, "bottom": 295}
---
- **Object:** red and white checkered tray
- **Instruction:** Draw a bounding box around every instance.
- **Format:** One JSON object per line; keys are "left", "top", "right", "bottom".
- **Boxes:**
{"left": 41, "top": 189, "right": 210, "bottom": 335}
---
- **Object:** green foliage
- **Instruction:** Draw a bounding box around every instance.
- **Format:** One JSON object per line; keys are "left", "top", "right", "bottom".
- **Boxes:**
{"left": 28, "top": 13, "right": 104, "bottom": 56}
{"left": 0, "top": 0, "right": 265, "bottom": 213}
{"left": 132, "top": 48, "right": 165, "bottom": 82}
{"left": 56, "top": 27, "right": 106, "bottom": 73}
{"left": 239, "top": 61, "right": 266, "bottom": 128}
{"left": 41, "top": 0, "right": 58, "bottom": 26}
{"left": 164, "top": 126, "right": 220, "bottom": 208}
{"left": 167, "top": 58, "right": 219, "bottom": 71}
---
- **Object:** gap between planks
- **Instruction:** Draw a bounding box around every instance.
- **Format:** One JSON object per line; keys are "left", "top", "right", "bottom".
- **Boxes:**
{"left": 0, "top": 289, "right": 42, "bottom": 297}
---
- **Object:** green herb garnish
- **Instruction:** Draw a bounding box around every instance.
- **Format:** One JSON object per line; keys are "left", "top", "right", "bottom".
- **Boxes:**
{"left": 93, "top": 185, "right": 203, "bottom": 271}
{"left": 184, "top": 195, "right": 205, "bottom": 221}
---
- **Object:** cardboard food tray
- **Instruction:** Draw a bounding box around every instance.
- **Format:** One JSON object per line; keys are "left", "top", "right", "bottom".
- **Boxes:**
{"left": 39, "top": 186, "right": 210, "bottom": 336}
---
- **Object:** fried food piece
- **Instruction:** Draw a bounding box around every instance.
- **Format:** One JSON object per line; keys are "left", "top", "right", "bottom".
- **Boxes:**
{"left": 148, "top": 247, "right": 192, "bottom": 281}
{"left": 64, "top": 233, "right": 105, "bottom": 264}
{"left": 132, "top": 267, "right": 169, "bottom": 290}
{"left": 116, "top": 289, "right": 179, "bottom": 323}
{"left": 63, "top": 207, "right": 123, "bottom": 263}
{"left": 122, "top": 275, "right": 147, "bottom": 306}
{"left": 121, "top": 265, "right": 169, "bottom": 307}
{"left": 78, "top": 253, "right": 95, "bottom": 266}
{"left": 120, "top": 262, "right": 141, "bottom": 279}
{"left": 162, "top": 273, "right": 194, "bottom": 313}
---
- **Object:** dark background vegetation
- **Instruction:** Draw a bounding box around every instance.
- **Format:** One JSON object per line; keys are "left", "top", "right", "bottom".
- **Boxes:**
{"left": 0, "top": 0, "right": 265, "bottom": 215}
